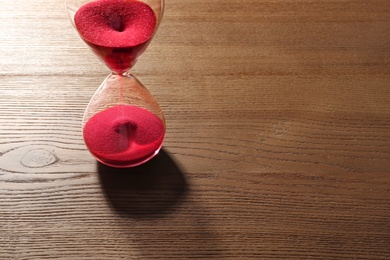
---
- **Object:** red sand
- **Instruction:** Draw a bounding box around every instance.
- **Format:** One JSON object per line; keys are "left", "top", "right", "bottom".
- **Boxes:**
{"left": 74, "top": 0, "right": 157, "bottom": 72}
{"left": 83, "top": 105, "right": 165, "bottom": 167}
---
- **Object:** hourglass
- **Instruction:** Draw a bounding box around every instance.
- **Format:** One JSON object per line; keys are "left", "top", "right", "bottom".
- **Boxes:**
{"left": 66, "top": 0, "right": 165, "bottom": 168}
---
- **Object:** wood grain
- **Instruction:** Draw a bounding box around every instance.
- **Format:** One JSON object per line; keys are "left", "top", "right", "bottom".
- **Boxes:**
{"left": 0, "top": 0, "right": 389, "bottom": 259}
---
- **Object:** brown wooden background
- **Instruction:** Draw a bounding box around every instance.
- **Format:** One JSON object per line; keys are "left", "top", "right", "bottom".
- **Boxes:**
{"left": 1, "top": 0, "right": 389, "bottom": 259}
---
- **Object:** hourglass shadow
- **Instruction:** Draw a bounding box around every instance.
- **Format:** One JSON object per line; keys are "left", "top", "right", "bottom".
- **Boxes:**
{"left": 97, "top": 149, "right": 188, "bottom": 218}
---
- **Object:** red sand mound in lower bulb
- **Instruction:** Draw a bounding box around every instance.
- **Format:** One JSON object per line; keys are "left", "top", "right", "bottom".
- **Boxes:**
{"left": 74, "top": 0, "right": 157, "bottom": 72}
{"left": 83, "top": 105, "right": 165, "bottom": 167}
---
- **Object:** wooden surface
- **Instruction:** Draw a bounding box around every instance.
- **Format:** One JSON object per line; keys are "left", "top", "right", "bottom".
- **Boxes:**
{"left": 1, "top": 0, "right": 390, "bottom": 259}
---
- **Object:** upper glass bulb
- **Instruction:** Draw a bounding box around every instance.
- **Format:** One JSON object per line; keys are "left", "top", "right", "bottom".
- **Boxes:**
{"left": 66, "top": 0, "right": 164, "bottom": 74}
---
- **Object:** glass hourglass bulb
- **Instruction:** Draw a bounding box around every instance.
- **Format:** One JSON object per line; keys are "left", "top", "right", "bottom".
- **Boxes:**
{"left": 66, "top": 0, "right": 165, "bottom": 168}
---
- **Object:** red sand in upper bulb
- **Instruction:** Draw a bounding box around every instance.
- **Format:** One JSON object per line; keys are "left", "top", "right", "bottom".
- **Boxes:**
{"left": 74, "top": 0, "right": 156, "bottom": 48}
{"left": 74, "top": 0, "right": 157, "bottom": 72}
{"left": 83, "top": 105, "right": 165, "bottom": 167}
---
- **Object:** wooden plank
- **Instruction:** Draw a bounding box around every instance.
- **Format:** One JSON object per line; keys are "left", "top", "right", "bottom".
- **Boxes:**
{"left": 0, "top": 0, "right": 389, "bottom": 259}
